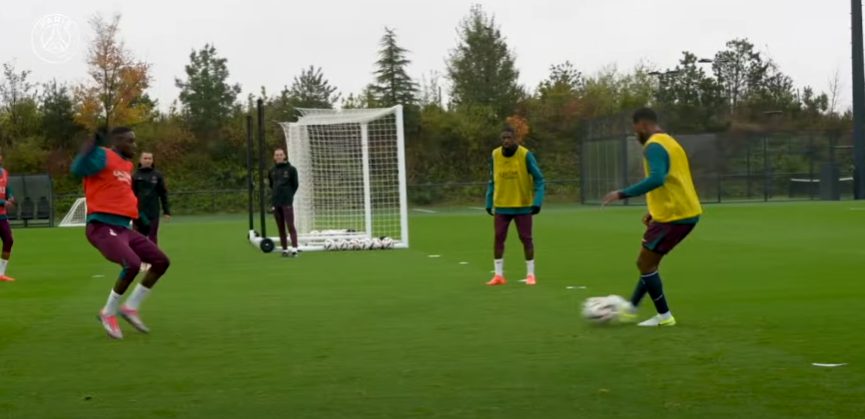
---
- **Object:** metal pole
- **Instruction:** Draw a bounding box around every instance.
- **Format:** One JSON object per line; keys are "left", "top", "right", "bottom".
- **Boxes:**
{"left": 763, "top": 137, "right": 770, "bottom": 202}
{"left": 853, "top": 0, "right": 865, "bottom": 199}
{"left": 246, "top": 113, "right": 255, "bottom": 232}
{"left": 257, "top": 99, "right": 267, "bottom": 238}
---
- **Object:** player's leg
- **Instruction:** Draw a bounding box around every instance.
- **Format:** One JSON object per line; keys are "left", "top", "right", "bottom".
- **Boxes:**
{"left": 632, "top": 222, "right": 696, "bottom": 327}
{"left": 273, "top": 206, "right": 289, "bottom": 255}
{"left": 285, "top": 206, "right": 299, "bottom": 256}
{"left": 85, "top": 223, "right": 143, "bottom": 339}
{"left": 119, "top": 229, "right": 171, "bottom": 333}
{"left": 0, "top": 219, "right": 14, "bottom": 282}
{"left": 487, "top": 214, "right": 513, "bottom": 285}
{"left": 147, "top": 216, "right": 160, "bottom": 245}
{"left": 514, "top": 214, "right": 536, "bottom": 285}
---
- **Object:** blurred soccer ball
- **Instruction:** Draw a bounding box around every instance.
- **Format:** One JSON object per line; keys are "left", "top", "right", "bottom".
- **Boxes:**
{"left": 369, "top": 238, "right": 382, "bottom": 250}
{"left": 349, "top": 238, "right": 362, "bottom": 250}
{"left": 359, "top": 238, "right": 373, "bottom": 250}
{"left": 581, "top": 295, "right": 627, "bottom": 324}
{"left": 323, "top": 239, "right": 335, "bottom": 251}
{"left": 380, "top": 237, "right": 394, "bottom": 249}
{"left": 335, "top": 239, "right": 349, "bottom": 250}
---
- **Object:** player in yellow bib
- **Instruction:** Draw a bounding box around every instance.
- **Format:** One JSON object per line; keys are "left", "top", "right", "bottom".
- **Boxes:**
{"left": 485, "top": 126, "right": 545, "bottom": 286}
{"left": 603, "top": 108, "right": 702, "bottom": 326}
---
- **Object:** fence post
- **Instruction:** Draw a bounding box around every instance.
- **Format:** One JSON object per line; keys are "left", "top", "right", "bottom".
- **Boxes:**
{"left": 620, "top": 135, "right": 629, "bottom": 206}
{"left": 763, "top": 136, "right": 770, "bottom": 202}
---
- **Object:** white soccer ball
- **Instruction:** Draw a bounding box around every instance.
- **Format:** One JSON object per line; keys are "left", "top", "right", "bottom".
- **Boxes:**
{"left": 359, "top": 238, "right": 373, "bottom": 250}
{"left": 349, "top": 238, "right": 362, "bottom": 250}
{"left": 380, "top": 237, "right": 394, "bottom": 249}
{"left": 369, "top": 238, "right": 382, "bottom": 250}
{"left": 336, "top": 239, "right": 349, "bottom": 250}
{"left": 581, "top": 295, "right": 628, "bottom": 324}
{"left": 323, "top": 239, "right": 335, "bottom": 251}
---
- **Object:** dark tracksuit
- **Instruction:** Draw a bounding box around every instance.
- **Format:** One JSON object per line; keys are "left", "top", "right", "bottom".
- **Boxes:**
{"left": 132, "top": 166, "right": 171, "bottom": 244}
{"left": 268, "top": 162, "right": 299, "bottom": 250}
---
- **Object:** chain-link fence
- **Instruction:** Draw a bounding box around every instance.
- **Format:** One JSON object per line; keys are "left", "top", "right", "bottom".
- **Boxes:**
{"left": 581, "top": 130, "right": 855, "bottom": 204}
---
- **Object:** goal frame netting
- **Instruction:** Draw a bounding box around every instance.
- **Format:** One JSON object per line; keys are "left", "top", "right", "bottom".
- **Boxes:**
{"left": 248, "top": 105, "right": 409, "bottom": 252}
{"left": 58, "top": 197, "right": 87, "bottom": 227}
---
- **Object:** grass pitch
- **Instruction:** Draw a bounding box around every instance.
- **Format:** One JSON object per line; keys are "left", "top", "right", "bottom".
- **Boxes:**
{"left": 1, "top": 202, "right": 864, "bottom": 418}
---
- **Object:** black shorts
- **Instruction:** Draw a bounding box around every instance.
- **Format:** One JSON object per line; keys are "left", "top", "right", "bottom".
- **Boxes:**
{"left": 642, "top": 222, "right": 696, "bottom": 255}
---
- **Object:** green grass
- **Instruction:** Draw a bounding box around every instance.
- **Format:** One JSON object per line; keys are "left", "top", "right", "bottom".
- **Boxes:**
{"left": 2, "top": 202, "right": 865, "bottom": 418}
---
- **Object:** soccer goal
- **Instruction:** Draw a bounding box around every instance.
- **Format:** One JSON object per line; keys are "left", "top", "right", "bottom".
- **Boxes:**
{"left": 247, "top": 105, "right": 409, "bottom": 252}
{"left": 58, "top": 197, "right": 87, "bottom": 227}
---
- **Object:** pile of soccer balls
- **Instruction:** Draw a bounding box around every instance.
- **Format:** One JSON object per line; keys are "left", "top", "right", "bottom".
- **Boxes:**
{"left": 323, "top": 237, "right": 395, "bottom": 251}
{"left": 581, "top": 295, "right": 628, "bottom": 324}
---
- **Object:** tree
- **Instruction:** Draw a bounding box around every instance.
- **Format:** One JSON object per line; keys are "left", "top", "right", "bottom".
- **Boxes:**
{"left": 75, "top": 14, "right": 152, "bottom": 130}
{"left": 446, "top": 5, "right": 522, "bottom": 119}
{"left": 286, "top": 66, "right": 339, "bottom": 109}
{"left": 175, "top": 44, "right": 241, "bottom": 138}
{"left": 0, "top": 61, "right": 38, "bottom": 145}
{"left": 655, "top": 52, "right": 726, "bottom": 131}
{"left": 712, "top": 39, "right": 769, "bottom": 113}
{"left": 369, "top": 27, "right": 417, "bottom": 107}
{"left": 41, "top": 80, "right": 84, "bottom": 151}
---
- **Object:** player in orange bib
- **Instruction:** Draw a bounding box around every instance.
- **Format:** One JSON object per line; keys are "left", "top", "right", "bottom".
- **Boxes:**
{"left": 71, "top": 127, "right": 171, "bottom": 339}
{"left": 0, "top": 154, "right": 16, "bottom": 282}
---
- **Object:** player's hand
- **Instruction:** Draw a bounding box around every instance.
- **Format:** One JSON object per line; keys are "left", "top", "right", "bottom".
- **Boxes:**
{"left": 642, "top": 213, "right": 652, "bottom": 226}
{"left": 531, "top": 206, "right": 541, "bottom": 215}
{"left": 601, "top": 191, "right": 623, "bottom": 206}
{"left": 164, "top": 214, "right": 171, "bottom": 222}
{"left": 3, "top": 200, "right": 14, "bottom": 211}
{"left": 485, "top": 207, "right": 493, "bottom": 216}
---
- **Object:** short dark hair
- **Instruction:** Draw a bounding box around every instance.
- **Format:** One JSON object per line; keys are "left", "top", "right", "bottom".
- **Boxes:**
{"left": 501, "top": 125, "right": 516, "bottom": 135}
{"left": 110, "top": 126, "right": 133, "bottom": 136}
{"left": 632, "top": 108, "right": 658, "bottom": 124}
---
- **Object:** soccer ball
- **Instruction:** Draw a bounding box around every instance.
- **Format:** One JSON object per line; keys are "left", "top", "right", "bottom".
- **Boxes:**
{"left": 323, "top": 239, "right": 335, "bottom": 251}
{"left": 380, "top": 237, "right": 394, "bottom": 249}
{"left": 369, "top": 238, "right": 382, "bottom": 250}
{"left": 335, "top": 239, "right": 349, "bottom": 250}
{"left": 581, "top": 295, "right": 628, "bottom": 324}
{"left": 359, "top": 238, "right": 373, "bottom": 250}
{"left": 349, "top": 238, "right": 362, "bottom": 250}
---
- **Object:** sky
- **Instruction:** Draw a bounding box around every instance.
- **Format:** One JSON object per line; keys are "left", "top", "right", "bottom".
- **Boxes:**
{"left": 0, "top": 0, "right": 856, "bottom": 110}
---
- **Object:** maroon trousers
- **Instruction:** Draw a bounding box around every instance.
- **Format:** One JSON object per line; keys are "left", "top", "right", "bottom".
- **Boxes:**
{"left": 494, "top": 213, "right": 533, "bottom": 255}
{"left": 273, "top": 205, "right": 299, "bottom": 249}
{"left": 86, "top": 222, "right": 170, "bottom": 283}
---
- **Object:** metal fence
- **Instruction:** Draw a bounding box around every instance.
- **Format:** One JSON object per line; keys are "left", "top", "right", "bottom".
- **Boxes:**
{"left": 581, "top": 130, "right": 855, "bottom": 205}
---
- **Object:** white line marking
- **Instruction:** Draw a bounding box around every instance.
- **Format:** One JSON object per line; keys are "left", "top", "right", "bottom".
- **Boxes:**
{"left": 92, "top": 274, "right": 105, "bottom": 278}
{"left": 428, "top": 254, "right": 441, "bottom": 258}
{"left": 413, "top": 208, "right": 437, "bottom": 213}
{"left": 468, "top": 207, "right": 486, "bottom": 210}
{"left": 459, "top": 262, "right": 469, "bottom": 265}
{"left": 812, "top": 363, "right": 847, "bottom": 368}
{"left": 850, "top": 208, "right": 865, "bottom": 211}
{"left": 566, "top": 286, "right": 587, "bottom": 290}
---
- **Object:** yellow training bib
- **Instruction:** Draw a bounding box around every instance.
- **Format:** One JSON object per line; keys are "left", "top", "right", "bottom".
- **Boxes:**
{"left": 644, "top": 134, "right": 703, "bottom": 222}
{"left": 492, "top": 146, "right": 533, "bottom": 208}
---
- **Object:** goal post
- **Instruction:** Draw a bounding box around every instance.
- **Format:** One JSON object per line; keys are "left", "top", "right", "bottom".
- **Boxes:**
{"left": 58, "top": 197, "right": 87, "bottom": 227}
{"left": 248, "top": 105, "right": 409, "bottom": 252}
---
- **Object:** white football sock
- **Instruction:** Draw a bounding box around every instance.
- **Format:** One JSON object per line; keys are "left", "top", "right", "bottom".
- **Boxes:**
{"left": 0, "top": 259, "right": 8, "bottom": 276}
{"left": 103, "top": 290, "right": 123, "bottom": 315}
{"left": 526, "top": 260, "right": 535, "bottom": 276}
{"left": 124, "top": 284, "right": 151, "bottom": 310}
{"left": 494, "top": 259, "right": 504, "bottom": 276}
{"left": 659, "top": 311, "right": 673, "bottom": 321}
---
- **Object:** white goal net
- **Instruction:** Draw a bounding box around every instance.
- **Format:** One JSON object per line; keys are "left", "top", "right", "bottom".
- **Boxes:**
{"left": 271, "top": 106, "right": 409, "bottom": 251}
{"left": 59, "top": 197, "right": 87, "bottom": 227}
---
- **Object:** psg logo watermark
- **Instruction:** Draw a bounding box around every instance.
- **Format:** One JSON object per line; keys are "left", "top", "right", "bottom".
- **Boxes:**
{"left": 31, "top": 13, "right": 81, "bottom": 64}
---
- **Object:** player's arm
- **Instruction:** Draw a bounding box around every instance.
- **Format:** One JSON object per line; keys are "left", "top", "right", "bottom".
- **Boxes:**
{"left": 289, "top": 166, "right": 299, "bottom": 194}
{"left": 267, "top": 167, "right": 274, "bottom": 189}
{"left": 485, "top": 157, "right": 494, "bottom": 215}
{"left": 157, "top": 172, "right": 171, "bottom": 216}
{"left": 526, "top": 152, "right": 545, "bottom": 214}
{"left": 0, "top": 181, "right": 13, "bottom": 207}
{"left": 602, "top": 144, "right": 668, "bottom": 205}
{"left": 71, "top": 134, "right": 108, "bottom": 177}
